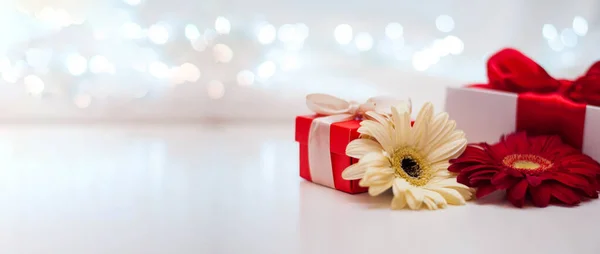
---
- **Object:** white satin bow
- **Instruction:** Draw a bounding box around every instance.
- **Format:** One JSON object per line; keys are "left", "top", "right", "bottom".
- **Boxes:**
{"left": 305, "top": 93, "right": 408, "bottom": 189}
{"left": 306, "top": 93, "right": 410, "bottom": 117}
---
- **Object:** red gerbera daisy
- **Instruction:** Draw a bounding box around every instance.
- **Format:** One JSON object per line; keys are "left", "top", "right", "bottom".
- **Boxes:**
{"left": 448, "top": 132, "right": 600, "bottom": 207}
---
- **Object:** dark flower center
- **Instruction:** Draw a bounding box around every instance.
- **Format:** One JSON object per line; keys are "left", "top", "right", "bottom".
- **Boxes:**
{"left": 390, "top": 147, "right": 431, "bottom": 186}
{"left": 401, "top": 157, "right": 421, "bottom": 178}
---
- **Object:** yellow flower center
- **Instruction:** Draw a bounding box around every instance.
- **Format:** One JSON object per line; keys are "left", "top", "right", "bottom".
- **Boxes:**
{"left": 390, "top": 147, "right": 431, "bottom": 186}
{"left": 512, "top": 160, "right": 540, "bottom": 170}
{"left": 502, "top": 154, "right": 553, "bottom": 172}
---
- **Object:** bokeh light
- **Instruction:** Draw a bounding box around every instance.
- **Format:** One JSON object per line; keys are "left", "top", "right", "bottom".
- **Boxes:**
{"left": 213, "top": 44, "right": 234, "bottom": 63}
{"left": 237, "top": 70, "right": 255, "bottom": 86}
{"left": 572, "top": 16, "right": 588, "bottom": 36}
{"left": 207, "top": 80, "right": 225, "bottom": 99}
{"left": 185, "top": 24, "right": 201, "bottom": 40}
{"left": 215, "top": 16, "right": 231, "bottom": 34}
{"left": 334, "top": 24, "right": 353, "bottom": 45}
{"left": 257, "top": 61, "right": 277, "bottom": 79}
{"left": 148, "top": 23, "right": 169, "bottom": 44}
{"left": 257, "top": 23, "right": 277, "bottom": 45}
{"left": 354, "top": 32, "right": 374, "bottom": 52}
{"left": 89, "top": 55, "right": 111, "bottom": 74}
{"left": 180, "top": 63, "right": 201, "bottom": 82}
{"left": 436, "top": 15, "right": 455, "bottom": 33}
{"left": 542, "top": 24, "right": 558, "bottom": 40}
{"left": 121, "top": 22, "right": 143, "bottom": 39}
{"left": 444, "top": 35, "right": 464, "bottom": 55}
{"left": 24, "top": 75, "right": 45, "bottom": 96}
{"left": 149, "top": 61, "right": 169, "bottom": 78}
{"left": 560, "top": 28, "right": 578, "bottom": 47}
{"left": 385, "top": 22, "right": 403, "bottom": 40}
{"left": 281, "top": 53, "right": 300, "bottom": 71}
{"left": 123, "top": 0, "right": 142, "bottom": 6}
{"left": 548, "top": 37, "right": 565, "bottom": 52}
{"left": 65, "top": 53, "right": 87, "bottom": 76}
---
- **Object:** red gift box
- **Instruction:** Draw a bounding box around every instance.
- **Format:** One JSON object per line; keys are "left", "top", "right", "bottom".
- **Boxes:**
{"left": 295, "top": 93, "right": 404, "bottom": 194}
{"left": 295, "top": 115, "right": 367, "bottom": 194}
{"left": 445, "top": 48, "right": 600, "bottom": 161}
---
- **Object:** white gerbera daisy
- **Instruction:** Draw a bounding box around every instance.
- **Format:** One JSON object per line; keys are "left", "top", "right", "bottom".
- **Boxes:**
{"left": 342, "top": 101, "right": 472, "bottom": 210}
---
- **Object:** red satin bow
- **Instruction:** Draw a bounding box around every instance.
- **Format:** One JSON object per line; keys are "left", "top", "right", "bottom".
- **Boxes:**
{"left": 472, "top": 48, "right": 600, "bottom": 106}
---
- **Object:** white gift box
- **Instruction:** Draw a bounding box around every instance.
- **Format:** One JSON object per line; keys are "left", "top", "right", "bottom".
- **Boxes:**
{"left": 444, "top": 86, "right": 600, "bottom": 162}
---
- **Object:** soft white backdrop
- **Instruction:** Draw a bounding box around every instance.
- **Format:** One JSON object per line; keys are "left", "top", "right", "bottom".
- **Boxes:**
{"left": 0, "top": 0, "right": 598, "bottom": 121}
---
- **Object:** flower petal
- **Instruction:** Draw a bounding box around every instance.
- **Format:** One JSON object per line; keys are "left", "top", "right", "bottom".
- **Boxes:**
{"left": 507, "top": 179, "right": 528, "bottom": 207}
{"left": 358, "top": 120, "right": 394, "bottom": 153}
{"left": 428, "top": 178, "right": 473, "bottom": 201}
{"left": 426, "top": 138, "right": 468, "bottom": 164}
{"left": 430, "top": 170, "right": 452, "bottom": 182}
{"left": 422, "top": 114, "right": 455, "bottom": 154}
{"left": 430, "top": 161, "right": 451, "bottom": 172}
{"left": 406, "top": 188, "right": 424, "bottom": 210}
{"left": 421, "top": 189, "right": 448, "bottom": 208}
{"left": 525, "top": 175, "right": 545, "bottom": 187}
{"left": 423, "top": 197, "right": 438, "bottom": 210}
{"left": 450, "top": 145, "right": 495, "bottom": 164}
{"left": 365, "top": 111, "right": 389, "bottom": 126}
{"left": 364, "top": 166, "right": 395, "bottom": 176}
{"left": 346, "top": 138, "right": 383, "bottom": 159}
{"left": 469, "top": 169, "right": 497, "bottom": 179}
{"left": 451, "top": 164, "right": 501, "bottom": 177}
{"left": 428, "top": 113, "right": 450, "bottom": 142}
{"left": 550, "top": 183, "right": 581, "bottom": 206}
{"left": 427, "top": 177, "right": 467, "bottom": 189}
{"left": 549, "top": 172, "right": 596, "bottom": 195}
{"left": 453, "top": 187, "right": 474, "bottom": 201}
{"left": 361, "top": 168, "right": 395, "bottom": 188}
{"left": 432, "top": 187, "right": 466, "bottom": 205}
{"left": 529, "top": 184, "right": 552, "bottom": 207}
{"left": 475, "top": 185, "right": 497, "bottom": 198}
{"left": 391, "top": 105, "right": 411, "bottom": 148}
{"left": 491, "top": 171, "right": 521, "bottom": 189}
{"left": 367, "top": 180, "right": 394, "bottom": 196}
{"left": 566, "top": 167, "right": 598, "bottom": 178}
{"left": 411, "top": 102, "right": 434, "bottom": 150}
{"left": 393, "top": 178, "right": 411, "bottom": 196}
{"left": 396, "top": 99, "right": 413, "bottom": 115}
{"left": 365, "top": 111, "right": 393, "bottom": 137}
{"left": 469, "top": 174, "right": 497, "bottom": 186}
{"left": 341, "top": 152, "right": 389, "bottom": 180}
{"left": 341, "top": 162, "right": 368, "bottom": 180}
{"left": 502, "top": 132, "right": 530, "bottom": 154}
{"left": 359, "top": 152, "right": 389, "bottom": 167}
{"left": 391, "top": 193, "right": 407, "bottom": 210}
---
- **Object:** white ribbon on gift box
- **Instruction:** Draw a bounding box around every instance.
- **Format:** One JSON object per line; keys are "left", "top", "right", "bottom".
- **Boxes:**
{"left": 305, "top": 93, "right": 407, "bottom": 188}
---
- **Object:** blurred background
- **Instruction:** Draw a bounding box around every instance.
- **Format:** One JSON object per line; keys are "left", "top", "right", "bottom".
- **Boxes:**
{"left": 0, "top": 0, "right": 598, "bottom": 121}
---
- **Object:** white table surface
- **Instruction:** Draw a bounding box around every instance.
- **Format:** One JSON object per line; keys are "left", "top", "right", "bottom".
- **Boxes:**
{"left": 0, "top": 123, "right": 599, "bottom": 254}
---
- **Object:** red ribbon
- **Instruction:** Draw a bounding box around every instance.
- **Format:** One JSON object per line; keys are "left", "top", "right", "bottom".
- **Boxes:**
{"left": 471, "top": 48, "right": 600, "bottom": 149}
